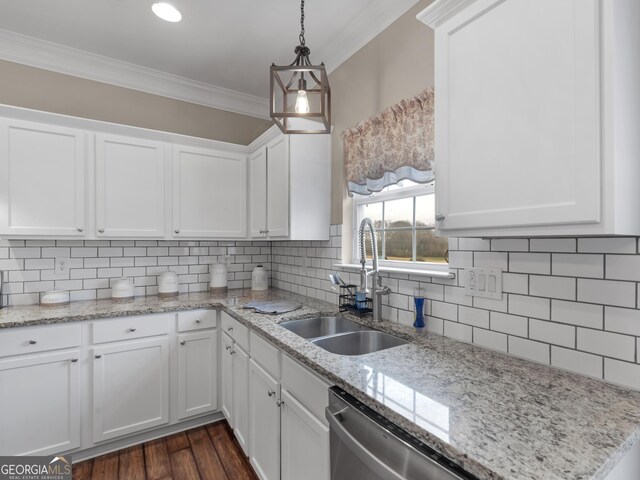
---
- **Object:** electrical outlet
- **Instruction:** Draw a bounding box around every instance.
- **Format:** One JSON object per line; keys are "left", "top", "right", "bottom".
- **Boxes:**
{"left": 465, "top": 267, "right": 502, "bottom": 299}
{"left": 55, "top": 257, "right": 70, "bottom": 278}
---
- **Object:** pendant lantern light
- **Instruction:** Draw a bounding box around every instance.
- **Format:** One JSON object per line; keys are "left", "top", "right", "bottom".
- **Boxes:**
{"left": 270, "top": 0, "right": 331, "bottom": 134}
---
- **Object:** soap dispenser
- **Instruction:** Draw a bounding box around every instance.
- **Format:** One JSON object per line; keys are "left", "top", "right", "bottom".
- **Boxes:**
{"left": 413, "top": 288, "right": 426, "bottom": 330}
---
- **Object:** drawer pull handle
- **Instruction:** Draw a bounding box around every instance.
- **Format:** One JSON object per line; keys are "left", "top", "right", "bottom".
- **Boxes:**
{"left": 95, "top": 354, "right": 102, "bottom": 359}
{"left": 225, "top": 345, "right": 232, "bottom": 350}
{"left": 180, "top": 341, "right": 186, "bottom": 346}
{"left": 267, "top": 390, "right": 275, "bottom": 397}
{"left": 29, "top": 340, "right": 37, "bottom": 345}
{"left": 195, "top": 319, "right": 201, "bottom": 324}
{"left": 77, "top": 227, "right": 84, "bottom": 232}
{"left": 230, "top": 350, "right": 236, "bottom": 355}
{"left": 174, "top": 229, "right": 180, "bottom": 234}
{"left": 70, "top": 358, "right": 79, "bottom": 363}
{"left": 277, "top": 399, "right": 284, "bottom": 407}
{"left": 129, "top": 328, "right": 136, "bottom": 332}
{"left": 227, "top": 327, "right": 233, "bottom": 332}
{"left": 98, "top": 228, "right": 105, "bottom": 233}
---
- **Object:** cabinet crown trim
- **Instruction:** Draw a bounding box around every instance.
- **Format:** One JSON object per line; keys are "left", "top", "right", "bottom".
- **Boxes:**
{"left": 417, "top": 0, "right": 477, "bottom": 28}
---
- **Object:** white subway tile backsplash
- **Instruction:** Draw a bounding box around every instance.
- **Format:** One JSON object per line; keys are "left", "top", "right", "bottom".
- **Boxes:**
{"left": 459, "top": 306, "right": 489, "bottom": 328}
{"left": 529, "top": 275, "right": 576, "bottom": 301}
{"left": 551, "top": 300, "right": 603, "bottom": 329}
{"left": 458, "top": 238, "right": 490, "bottom": 251}
{"left": 577, "top": 279, "right": 636, "bottom": 308}
{"left": 578, "top": 237, "right": 636, "bottom": 254}
{"left": 508, "top": 294, "right": 550, "bottom": 320}
{"left": 502, "top": 273, "right": 528, "bottom": 295}
{"left": 71, "top": 247, "right": 97, "bottom": 258}
{"left": 604, "top": 307, "right": 640, "bottom": 336}
{"left": 490, "top": 312, "right": 528, "bottom": 337}
{"left": 444, "top": 321, "right": 473, "bottom": 342}
{"left": 508, "top": 337, "right": 550, "bottom": 364}
{"left": 491, "top": 239, "right": 528, "bottom": 252}
{"left": 551, "top": 347, "right": 602, "bottom": 378}
{"left": 432, "top": 301, "right": 458, "bottom": 321}
{"left": 529, "top": 319, "right": 575, "bottom": 348}
{"left": 474, "top": 251, "right": 508, "bottom": 270}
{"left": 552, "top": 254, "right": 603, "bottom": 278}
{"left": 509, "top": 253, "right": 551, "bottom": 274}
{"left": 10, "top": 247, "right": 41, "bottom": 259}
{"left": 604, "top": 359, "right": 640, "bottom": 390}
{"left": 577, "top": 329, "right": 635, "bottom": 361}
{"left": 473, "top": 328, "right": 508, "bottom": 352}
{"left": 530, "top": 238, "right": 576, "bottom": 253}
{"left": 606, "top": 255, "right": 640, "bottom": 281}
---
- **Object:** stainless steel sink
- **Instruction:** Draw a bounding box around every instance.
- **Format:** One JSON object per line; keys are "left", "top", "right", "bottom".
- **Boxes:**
{"left": 279, "top": 316, "right": 368, "bottom": 340}
{"left": 311, "top": 330, "right": 408, "bottom": 356}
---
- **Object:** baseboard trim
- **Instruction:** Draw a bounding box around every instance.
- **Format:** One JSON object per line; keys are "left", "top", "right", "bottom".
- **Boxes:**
{"left": 69, "top": 411, "right": 225, "bottom": 463}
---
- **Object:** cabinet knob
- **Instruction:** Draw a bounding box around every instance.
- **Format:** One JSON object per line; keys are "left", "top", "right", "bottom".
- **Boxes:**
{"left": 98, "top": 228, "right": 105, "bottom": 233}
{"left": 70, "top": 358, "right": 79, "bottom": 363}
{"left": 180, "top": 341, "right": 186, "bottom": 346}
{"left": 267, "top": 390, "right": 275, "bottom": 397}
{"left": 435, "top": 213, "right": 445, "bottom": 222}
{"left": 129, "top": 328, "right": 136, "bottom": 332}
{"left": 225, "top": 345, "right": 232, "bottom": 350}
{"left": 276, "top": 399, "right": 284, "bottom": 407}
{"left": 28, "top": 339, "right": 37, "bottom": 345}
{"left": 230, "top": 350, "right": 236, "bottom": 355}
{"left": 174, "top": 229, "right": 180, "bottom": 234}
{"left": 195, "top": 319, "right": 201, "bottom": 324}
{"left": 227, "top": 327, "right": 233, "bottom": 332}
{"left": 77, "top": 227, "right": 84, "bottom": 232}
{"left": 95, "top": 354, "right": 102, "bottom": 359}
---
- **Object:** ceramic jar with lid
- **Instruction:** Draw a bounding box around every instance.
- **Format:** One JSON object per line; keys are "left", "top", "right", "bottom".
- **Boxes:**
{"left": 112, "top": 278, "right": 135, "bottom": 300}
{"left": 251, "top": 265, "right": 268, "bottom": 291}
{"left": 158, "top": 271, "right": 179, "bottom": 298}
{"left": 210, "top": 262, "right": 228, "bottom": 292}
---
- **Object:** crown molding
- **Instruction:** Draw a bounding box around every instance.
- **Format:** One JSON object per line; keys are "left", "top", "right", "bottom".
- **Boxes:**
{"left": 318, "top": 0, "right": 422, "bottom": 74}
{"left": 417, "top": 0, "right": 476, "bottom": 28}
{"left": 0, "top": 28, "right": 270, "bottom": 120}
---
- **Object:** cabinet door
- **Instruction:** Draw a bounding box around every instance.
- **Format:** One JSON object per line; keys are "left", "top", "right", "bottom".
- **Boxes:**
{"left": 281, "top": 390, "right": 329, "bottom": 480}
{"left": 249, "top": 359, "right": 280, "bottom": 480}
{"left": 232, "top": 345, "right": 250, "bottom": 456}
{"left": 93, "top": 338, "right": 169, "bottom": 443}
{"left": 172, "top": 145, "right": 246, "bottom": 238}
{"left": 0, "top": 351, "right": 81, "bottom": 456}
{"left": 266, "top": 136, "right": 289, "bottom": 238}
{"left": 221, "top": 333, "right": 234, "bottom": 425}
{"left": 177, "top": 330, "right": 218, "bottom": 420}
{"left": 95, "top": 134, "right": 166, "bottom": 237}
{"left": 434, "top": 0, "right": 601, "bottom": 232}
{"left": 248, "top": 147, "right": 267, "bottom": 237}
{"left": 0, "top": 119, "right": 86, "bottom": 236}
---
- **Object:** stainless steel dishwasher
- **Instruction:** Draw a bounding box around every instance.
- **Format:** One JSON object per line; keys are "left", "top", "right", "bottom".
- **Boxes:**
{"left": 326, "top": 387, "right": 478, "bottom": 480}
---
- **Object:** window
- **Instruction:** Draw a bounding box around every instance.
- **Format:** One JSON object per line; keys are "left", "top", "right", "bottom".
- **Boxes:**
{"left": 353, "top": 181, "right": 448, "bottom": 270}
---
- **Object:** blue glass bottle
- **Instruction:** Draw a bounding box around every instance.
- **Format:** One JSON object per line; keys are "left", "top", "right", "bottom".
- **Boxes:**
{"left": 413, "top": 288, "right": 425, "bottom": 329}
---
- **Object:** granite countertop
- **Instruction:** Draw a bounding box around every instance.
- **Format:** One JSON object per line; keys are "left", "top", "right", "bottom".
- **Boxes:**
{"left": 1, "top": 289, "right": 640, "bottom": 480}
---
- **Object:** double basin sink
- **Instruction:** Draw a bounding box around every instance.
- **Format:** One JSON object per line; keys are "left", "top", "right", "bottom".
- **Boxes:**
{"left": 279, "top": 316, "right": 408, "bottom": 356}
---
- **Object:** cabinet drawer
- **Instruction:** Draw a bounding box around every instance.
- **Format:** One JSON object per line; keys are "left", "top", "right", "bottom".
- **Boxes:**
{"left": 0, "top": 323, "right": 81, "bottom": 357}
{"left": 250, "top": 331, "right": 280, "bottom": 379}
{"left": 282, "top": 354, "right": 330, "bottom": 422}
{"left": 177, "top": 309, "right": 217, "bottom": 332}
{"left": 93, "top": 314, "right": 171, "bottom": 344}
{"left": 221, "top": 311, "right": 249, "bottom": 351}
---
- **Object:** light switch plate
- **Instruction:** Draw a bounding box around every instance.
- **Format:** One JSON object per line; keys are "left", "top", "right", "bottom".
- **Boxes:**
{"left": 465, "top": 267, "right": 503, "bottom": 299}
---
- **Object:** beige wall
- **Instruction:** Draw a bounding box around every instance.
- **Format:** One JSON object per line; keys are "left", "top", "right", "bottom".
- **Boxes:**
{"left": 0, "top": 60, "right": 272, "bottom": 145}
{"left": 328, "top": 0, "right": 435, "bottom": 225}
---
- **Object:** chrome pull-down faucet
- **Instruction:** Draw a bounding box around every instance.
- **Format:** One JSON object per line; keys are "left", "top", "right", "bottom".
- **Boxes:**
{"left": 358, "top": 218, "right": 391, "bottom": 321}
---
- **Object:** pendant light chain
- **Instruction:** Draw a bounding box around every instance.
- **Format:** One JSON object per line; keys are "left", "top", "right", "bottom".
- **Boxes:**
{"left": 299, "top": 0, "right": 306, "bottom": 46}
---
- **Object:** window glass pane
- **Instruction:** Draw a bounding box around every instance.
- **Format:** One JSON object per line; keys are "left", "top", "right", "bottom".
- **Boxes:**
{"left": 361, "top": 230, "right": 382, "bottom": 261}
{"left": 362, "top": 202, "right": 383, "bottom": 230}
{"left": 384, "top": 230, "right": 413, "bottom": 261}
{"left": 416, "top": 230, "right": 448, "bottom": 263}
{"left": 416, "top": 195, "right": 435, "bottom": 227}
{"left": 384, "top": 197, "right": 413, "bottom": 228}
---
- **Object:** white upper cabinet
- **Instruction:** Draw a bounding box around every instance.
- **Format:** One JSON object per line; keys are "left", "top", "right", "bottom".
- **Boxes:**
{"left": 95, "top": 134, "right": 167, "bottom": 238}
{"left": 247, "top": 125, "right": 330, "bottom": 241}
{"left": 172, "top": 145, "right": 247, "bottom": 238}
{"left": 0, "top": 119, "right": 86, "bottom": 236}
{"left": 419, "top": 0, "right": 640, "bottom": 237}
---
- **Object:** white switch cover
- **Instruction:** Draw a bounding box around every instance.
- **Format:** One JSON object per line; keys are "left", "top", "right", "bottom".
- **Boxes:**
{"left": 465, "top": 268, "right": 502, "bottom": 299}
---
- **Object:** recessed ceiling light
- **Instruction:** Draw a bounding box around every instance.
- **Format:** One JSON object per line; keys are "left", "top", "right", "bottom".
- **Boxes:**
{"left": 152, "top": 3, "right": 182, "bottom": 23}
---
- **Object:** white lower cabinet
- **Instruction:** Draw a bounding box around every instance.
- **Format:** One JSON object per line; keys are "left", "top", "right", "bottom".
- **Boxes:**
{"left": 221, "top": 332, "right": 235, "bottom": 425}
{"left": 232, "top": 344, "right": 251, "bottom": 455}
{"left": 280, "top": 389, "right": 330, "bottom": 480}
{"left": 249, "top": 359, "right": 281, "bottom": 480}
{"left": 0, "top": 350, "right": 81, "bottom": 456}
{"left": 92, "top": 337, "right": 170, "bottom": 443}
{"left": 177, "top": 330, "right": 218, "bottom": 420}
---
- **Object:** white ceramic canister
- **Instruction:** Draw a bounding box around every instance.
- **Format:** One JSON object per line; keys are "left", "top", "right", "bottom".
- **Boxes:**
{"left": 111, "top": 278, "right": 135, "bottom": 300}
{"left": 41, "top": 290, "right": 71, "bottom": 306}
{"left": 210, "top": 262, "right": 228, "bottom": 292}
{"left": 251, "top": 265, "right": 268, "bottom": 291}
{"left": 158, "top": 271, "right": 179, "bottom": 298}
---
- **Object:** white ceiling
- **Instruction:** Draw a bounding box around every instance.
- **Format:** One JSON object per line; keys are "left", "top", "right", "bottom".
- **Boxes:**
{"left": 0, "top": 0, "right": 421, "bottom": 118}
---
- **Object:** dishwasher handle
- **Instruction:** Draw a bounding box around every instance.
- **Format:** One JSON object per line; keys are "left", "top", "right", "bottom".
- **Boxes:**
{"left": 326, "top": 406, "right": 407, "bottom": 480}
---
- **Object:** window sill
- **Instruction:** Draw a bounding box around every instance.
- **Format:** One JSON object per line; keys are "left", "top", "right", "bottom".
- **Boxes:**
{"left": 333, "top": 263, "right": 455, "bottom": 279}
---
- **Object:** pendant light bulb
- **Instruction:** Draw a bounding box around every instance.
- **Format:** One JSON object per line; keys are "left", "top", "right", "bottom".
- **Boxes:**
{"left": 295, "top": 77, "right": 310, "bottom": 114}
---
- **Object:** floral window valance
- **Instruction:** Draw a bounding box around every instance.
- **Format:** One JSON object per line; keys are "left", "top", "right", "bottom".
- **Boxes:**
{"left": 343, "top": 87, "right": 434, "bottom": 196}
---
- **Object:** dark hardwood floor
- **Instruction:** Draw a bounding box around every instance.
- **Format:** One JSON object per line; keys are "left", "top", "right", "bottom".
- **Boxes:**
{"left": 72, "top": 421, "right": 258, "bottom": 480}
